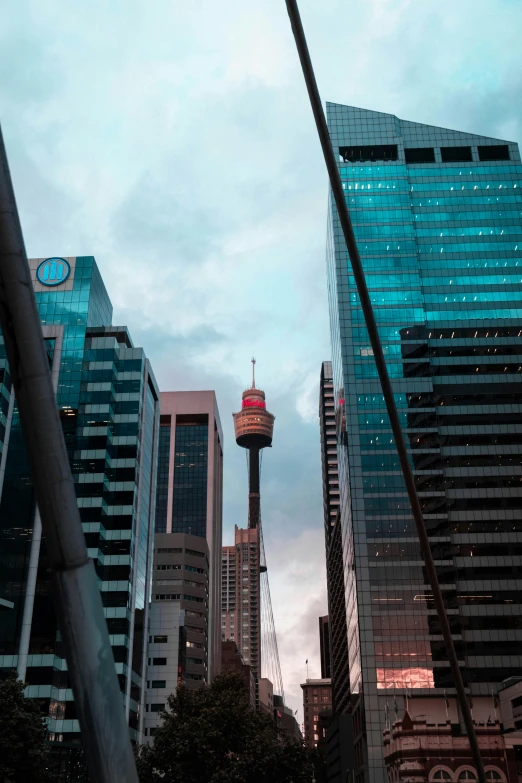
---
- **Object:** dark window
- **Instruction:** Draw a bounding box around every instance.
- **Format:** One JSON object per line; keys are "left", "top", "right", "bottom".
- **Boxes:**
{"left": 478, "top": 144, "right": 510, "bottom": 161}
{"left": 153, "top": 635, "right": 168, "bottom": 643}
{"left": 512, "top": 695, "right": 522, "bottom": 709}
{"left": 339, "top": 144, "right": 398, "bottom": 162}
{"left": 172, "top": 422, "right": 208, "bottom": 538}
{"left": 151, "top": 680, "right": 166, "bottom": 688}
{"left": 152, "top": 657, "right": 167, "bottom": 666}
{"left": 440, "top": 146, "right": 472, "bottom": 162}
{"left": 156, "top": 547, "right": 182, "bottom": 554}
{"left": 186, "top": 548, "right": 205, "bottom": 558}
{"left": 405, "top": 147, "right": 435, "bottom": 164}
{"left": 154, "top": 423, "right": 171, "bottom": 534}
{"left": 150, "top": 703, "right": 164, "bottom": 712}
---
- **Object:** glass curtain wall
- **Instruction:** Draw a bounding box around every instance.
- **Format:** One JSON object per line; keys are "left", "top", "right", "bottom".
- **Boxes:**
{"left": 326, "top": 103, "right": 522, "bottom": 783}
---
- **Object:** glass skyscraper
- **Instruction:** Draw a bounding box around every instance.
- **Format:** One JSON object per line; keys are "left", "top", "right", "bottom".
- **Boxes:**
{"left": 326, "top": 104, "right": 522, "bottom": 783}
{"left": 0, "top": 256, "right": 160, "bottom": 768}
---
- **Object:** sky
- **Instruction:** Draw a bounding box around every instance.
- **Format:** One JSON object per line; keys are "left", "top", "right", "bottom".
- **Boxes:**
{"left": 2, "top": 0, "right": 522, "bottom": 722}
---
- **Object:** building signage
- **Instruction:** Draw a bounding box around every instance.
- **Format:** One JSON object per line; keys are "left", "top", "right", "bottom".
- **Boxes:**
{"left": 36, "top": 257, "right": 71, "bottom": 286}
{"left": 242, "top": 398, "right": 266, "bottom": 409}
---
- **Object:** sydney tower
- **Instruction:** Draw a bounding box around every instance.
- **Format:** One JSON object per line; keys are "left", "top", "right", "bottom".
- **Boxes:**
{"left": 233, "top": 359, "right": 275, "bottom": 529}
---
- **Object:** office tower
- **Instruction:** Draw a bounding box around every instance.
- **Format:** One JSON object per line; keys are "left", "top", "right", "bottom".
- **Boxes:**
{"left": 144, "top": 532, "right": 209, "bottom": 741}
{"left": 222, "top": 525, "right": 261, "bottom": 675}
{"left": 326, "top": 103, "right": 522, "bottom": 783}
{"left": 301, "top": 678, "right": 332, "bottom": 749}
{"left": 153, "top": 392, "right": 223, "bottom": 680}
{"left": 0, "top": 256, "right": 159, "bottom": 756}
{"left": 319, "top": 615, "right": 331, "bottom": 679}
{"left": 319, "top": 362, "right": 349, "bottom": 715}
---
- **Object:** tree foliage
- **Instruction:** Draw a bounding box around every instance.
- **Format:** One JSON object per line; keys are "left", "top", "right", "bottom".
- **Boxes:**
{"left": 136, "top": 672, "right": 314, "bottom": 783}
{"left": 0, "top": 672, "right": 57, "bottom": 783}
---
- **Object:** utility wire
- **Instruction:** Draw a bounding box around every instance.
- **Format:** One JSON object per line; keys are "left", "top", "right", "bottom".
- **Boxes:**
{"left": 259, "top": 518, "right": 285, "bottom": 701}
{"left": 283, "top": 2, "right": 486, "bottom": 781}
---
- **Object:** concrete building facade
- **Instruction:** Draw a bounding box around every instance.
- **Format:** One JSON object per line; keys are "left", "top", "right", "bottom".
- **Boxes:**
{"left": 258, "top": 676, "right": 274, "bottom": 716}
{"left": 319, "top": 362, "right": 350, "bottom": 717}
{"left": 301, "top": 678, "right": 333, "bottom": 749}
{"left": 155, "top": 391, "right": 223, "bottom": 680}
{"left": 221, "top": 639, "right": 256, "bottom": 709}
{"left": 144, "top": 532, "right": 209, "bottom": 740}
{"left": 221, "top": 525, "right": 261, "bottom": 676}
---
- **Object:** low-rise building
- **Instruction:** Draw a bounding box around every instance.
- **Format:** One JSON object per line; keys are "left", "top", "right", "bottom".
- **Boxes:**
{"left": 383, "top": 697, "right": 511, "bottom": 782}
{"left": 221, "top": 640, "right": 256, "bottom": 709}
{"left": 144, "top": 533, "right": 209, "bottom": 741}
{"left": 301, "top": 678, "right": 332, "bottom": 748}
{"left": 258, "top": 677, "right": 274, "bottom": 716}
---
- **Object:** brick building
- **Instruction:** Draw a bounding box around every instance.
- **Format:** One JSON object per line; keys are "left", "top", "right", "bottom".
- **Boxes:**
{"left": 301, "top": 678, "right": 333, "bottom": 749}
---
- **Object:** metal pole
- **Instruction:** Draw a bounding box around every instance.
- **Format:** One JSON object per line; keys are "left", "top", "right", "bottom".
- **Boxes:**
{"left": 18, "top": 326, "right": 64, "bottom": 682}
{"left": 283, "top": 2, "right": 486, "bottom": 781}
{"left": 0, "top": 126, "right": 139, "bottom": 783}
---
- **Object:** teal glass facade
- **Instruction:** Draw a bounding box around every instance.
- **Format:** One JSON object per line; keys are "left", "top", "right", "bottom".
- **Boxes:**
{"left": 326, "top": 105, "right": 522, "bottom": 783}
{"left": 0, "top": 256, "right": 160, "bottom": 754}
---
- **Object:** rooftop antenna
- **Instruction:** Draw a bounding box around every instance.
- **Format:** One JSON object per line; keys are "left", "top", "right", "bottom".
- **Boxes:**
{"left": 251, "top": 356, "right": 256, "bottom": 388}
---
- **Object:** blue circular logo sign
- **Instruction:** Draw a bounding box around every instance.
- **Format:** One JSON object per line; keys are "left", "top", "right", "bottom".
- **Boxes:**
{"left": 36, "top": 257, "right": 71, "bottom": 286}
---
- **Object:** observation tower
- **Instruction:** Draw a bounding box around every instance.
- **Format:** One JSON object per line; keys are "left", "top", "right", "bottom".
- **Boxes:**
{"left": 233, "top": 359, "right": 275, "bottom": 529}
{"left": 227, "top": 360, "right": 283, "bottom": 699}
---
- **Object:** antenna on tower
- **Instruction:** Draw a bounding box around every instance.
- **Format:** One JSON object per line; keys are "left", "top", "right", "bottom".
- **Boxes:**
{"left": 251, "top": 356, "right": 256, "bottom": 388}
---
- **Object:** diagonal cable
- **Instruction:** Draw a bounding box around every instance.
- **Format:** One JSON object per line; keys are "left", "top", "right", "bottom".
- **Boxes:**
{"left": 283, "top": 2, "right": 486, "bottom": 780}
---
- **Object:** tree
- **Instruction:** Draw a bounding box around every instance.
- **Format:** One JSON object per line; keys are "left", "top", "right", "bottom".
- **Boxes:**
{"left": 136, "top": 672, "right": 314, "bottom": 783}
{"left": 0, "top": 671, "right": 57, "bottom": 783}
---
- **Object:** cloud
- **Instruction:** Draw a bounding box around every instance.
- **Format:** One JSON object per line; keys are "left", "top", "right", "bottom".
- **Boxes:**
{"left": 1, "top": 0, "right": 521, "bottom": 720}
{"left": 265, "top": 527, "right": 328, "bottom": 720}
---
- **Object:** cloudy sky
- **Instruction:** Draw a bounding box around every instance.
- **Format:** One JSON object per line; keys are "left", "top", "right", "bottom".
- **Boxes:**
{"left": 2, "top": 0, "right": 521, "bottom": 720}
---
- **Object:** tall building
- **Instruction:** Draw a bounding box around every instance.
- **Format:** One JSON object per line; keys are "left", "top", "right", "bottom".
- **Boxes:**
{"left": 325, "top": 103, "right": 522, "bottom": 783}
{"left": 222, "top": 525, "right": 261, "bottom": 675}
{"left": 0, "top": 256, "right": 159, "bottom": 754}
{"left": 154, "top": 391, "right": 223, "bottom": 680}
{"left": 319, "top": 615, "right": 331, "bottom": 679}
{"left": 144, "top": 532, "right": 209, "bottom": 741}
{"left": 319, "top": 361, "right": 349, "bottom": 715}
{"left": 301, "top": 678, "right": 332, "bottom": 749}
{"left": 230, "top": 364, "right": 275, "bottom": 680}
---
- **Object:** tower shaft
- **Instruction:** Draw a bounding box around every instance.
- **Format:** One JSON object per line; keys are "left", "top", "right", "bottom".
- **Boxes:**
{"left": 248, "top": 447, "right": 260, "bottom": 529}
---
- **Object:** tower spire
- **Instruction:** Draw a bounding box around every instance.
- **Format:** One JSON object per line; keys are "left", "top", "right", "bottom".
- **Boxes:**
{"left": 251, "top": 357, "right": 256, "bottom": 388}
